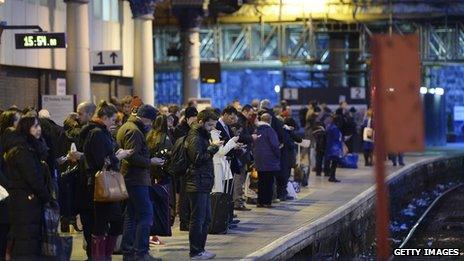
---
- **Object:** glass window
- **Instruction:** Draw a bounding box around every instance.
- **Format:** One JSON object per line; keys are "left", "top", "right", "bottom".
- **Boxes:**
{"left": 93, "top": 0, "right": 119, "bottom": 22}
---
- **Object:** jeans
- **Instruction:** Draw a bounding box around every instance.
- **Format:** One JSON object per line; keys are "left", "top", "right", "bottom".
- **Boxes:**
{"left": 93, "top": 202, "right": 123, "bottom": 236}
{"left": 390, "top": 153, "right": 405, "bottom": 165}
{"left": 187, "top": 192, "right": 211, "bottom": 257}
{"left": 233, "top": 168, "right": 247, "bottom": 207}
{"left": 178, "top": 177, "right": 190, "bottom": 229}
{"left": 121, "top": 185, "right": 153, "bottom": 258}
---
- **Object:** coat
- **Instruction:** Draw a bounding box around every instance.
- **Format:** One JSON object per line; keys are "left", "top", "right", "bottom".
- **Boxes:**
{"left": 216, "top": 119, "right": 241, "bottom": 174}
{"left": 211, "top": 134, "right": 236, "bottom": 193}
{"left": 117, "top": 116, "right": 152, "bottom": 187}
{"left": 253, "top": 122, "right": 281, "bottom": 172}
{"left": 325, "top": 123, "right": 343, "bottom": 160}
{"left": 184, "top": 124, "right": 219, "bottom": 193}
{"left": 172, "top": 120, "right": 190, "bottom": 142}
{"left": 4, "top": 133, "right": 51, "bottom": 256}
{"left": 82, "top": 121, "right": 119, "bottom": 184}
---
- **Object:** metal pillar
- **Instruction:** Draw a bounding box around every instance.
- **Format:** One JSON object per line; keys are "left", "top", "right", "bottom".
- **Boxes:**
{"left": 175, "top": 9, "right": 204, "bottom": 105}
{"left": 65, "top": 0, "right": 91, "bottom": 103}
{"left": 347, "top": 33, "right": 363, "bottom": 88}
{"left": 328, "top": 32, "right": 346, "bottom": 88}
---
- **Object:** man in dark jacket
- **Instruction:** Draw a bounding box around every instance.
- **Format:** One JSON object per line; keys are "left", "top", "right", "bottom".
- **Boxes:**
{"left": 117, "top": 104, "right": 163, "bottom": 261}
{"left": 172, "top": 106, "right": 198, "bottom": 231}
{"left": 253, "top": 113, "right": 281, "bottom": 207}
{"left": 184, "top": 109, "right": 221, "bottom": 260}
{"left": 173, "top": 106, "right": 198, "bottom": 142}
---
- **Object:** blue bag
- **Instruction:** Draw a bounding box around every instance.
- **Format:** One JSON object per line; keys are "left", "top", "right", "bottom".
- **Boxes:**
{"left": 339, "top": 154, "right": 359, "bottom": 169}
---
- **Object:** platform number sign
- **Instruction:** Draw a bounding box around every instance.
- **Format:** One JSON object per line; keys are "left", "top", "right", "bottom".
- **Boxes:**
{"left": 91, "top": 50, "right": 123, "bottom": 71}
{"left": 15, "top": 33, "right": 66, "bottom": 49}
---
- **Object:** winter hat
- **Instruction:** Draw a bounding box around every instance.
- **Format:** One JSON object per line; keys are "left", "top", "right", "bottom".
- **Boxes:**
{"left": 185, "top": 106, "right": 198, "bottom": 119}
{"left": 137, "top": 104, "right": 158, "bottom": 121}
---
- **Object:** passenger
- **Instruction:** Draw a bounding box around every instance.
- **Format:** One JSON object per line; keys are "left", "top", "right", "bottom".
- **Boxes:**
{"left": 184, "top": 109, "right": 221, "bottom": 260}
{"left": 324, "top": 114, "right": 343, "bottom": 183}
{"left": 362, "top": 108, "right": 374, "bottom": 166}
{"left": 81, "top": 101, "right": 133, "bottom": 261}
{"left": 172, "top": 106, "right": 198, "bottom": 232}
{"left": 4, "top": 116, "right": 52, "bottom": 259}
{"left": 389, "top": 153, "right": 405, "bottom": 166}
{"left": 147, "top": 114, "right": 174, "bottom": 245}
{"left": 253, "top": 113, "right": 281, "bottom": 208}
{"left": 0, "top": 110, "right": 20, "bottom": 260}
{"left": 76, "top": 102, "right": 98, "bottom": 259}
{"left": 117, "top": 104, "right": 164, "bottom": 261}
{"left": 121, "top": 96, "right": 133, "bottom": 124}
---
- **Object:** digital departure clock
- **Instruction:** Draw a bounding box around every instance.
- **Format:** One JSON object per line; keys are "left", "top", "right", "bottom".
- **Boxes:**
{"left": 15, "top": 32, "right": 66, "bottom": 49}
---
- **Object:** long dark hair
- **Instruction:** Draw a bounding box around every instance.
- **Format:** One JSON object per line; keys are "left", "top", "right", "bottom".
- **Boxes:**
{"left": 16, "top": 116, "right": 39, "bottom": 139}
{"left": 147, "top": 115, "right": 168, "bottom": 152}
{"left": 0, "top": 110, "right": 18, "bottom": 135}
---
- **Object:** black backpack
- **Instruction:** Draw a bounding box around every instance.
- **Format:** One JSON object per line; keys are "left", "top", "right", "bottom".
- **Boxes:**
{"left": 167, "top": 136, "right": 189, "bottom": 177}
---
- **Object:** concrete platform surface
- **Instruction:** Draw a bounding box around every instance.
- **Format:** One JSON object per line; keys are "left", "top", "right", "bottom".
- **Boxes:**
{"left": 69, "top": 152, "right": 450, "bottom": 261}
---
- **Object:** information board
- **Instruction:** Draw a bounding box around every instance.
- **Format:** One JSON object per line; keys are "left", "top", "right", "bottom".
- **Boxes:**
{"left": 41, "top": 95, "right": 74, "bottom": 126}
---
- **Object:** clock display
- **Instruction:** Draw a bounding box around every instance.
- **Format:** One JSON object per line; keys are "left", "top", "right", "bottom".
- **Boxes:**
{"left": 15, "top": 33, "right": 66, "bottom": 49}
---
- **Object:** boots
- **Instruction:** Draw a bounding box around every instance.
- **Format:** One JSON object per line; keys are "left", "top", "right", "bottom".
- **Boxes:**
{"left": 105, "top": 235, "right": 119, "bottom": 260}
{"left": 91, "top": 235, "right": 107, "bottom": 261}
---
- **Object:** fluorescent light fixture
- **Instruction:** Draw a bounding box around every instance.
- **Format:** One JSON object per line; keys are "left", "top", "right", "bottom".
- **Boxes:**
{"left": 274, "top": 85, "right": 281, "bottom": 93}
{"left": 428, "top": 88, "right": 435, "bottom": 94}
{"left": 420, "top": 87, "right": 428, "bottom": 94}
{"left": 435, "top": 87, "right": 444, "bottom": 96}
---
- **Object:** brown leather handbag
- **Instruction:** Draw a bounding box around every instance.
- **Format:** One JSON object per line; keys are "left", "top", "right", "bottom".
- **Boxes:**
{"left": 94, "top": 162, "right": 128, "bottom": 202}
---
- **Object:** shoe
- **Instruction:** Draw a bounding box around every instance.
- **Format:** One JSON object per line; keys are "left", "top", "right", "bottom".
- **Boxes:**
{"left": 285, "top": 196, "right": 295, "bottom": 201}
{"left": 328, "top": 178, "right": 341, "bottom": 183}
{"left": 149, "top": 236, "right": 165, "bottom": 246}
{"left": 191, "top": 250, "right": 216, "bottom": 260}
{"left": 234, "top": 206, "right": 252, "bottom": 211}
{"left": 263, "top": 204, "right": 274, "bottom": 208}
{"left": 230, "top": 219, "right": 240, "bottom": 224}
{"left": 393, "top": 163, "right": 397, "bottom": 166}
{"left": 324, "top": 173, "right": 330, "bottom": 177}
{"left": 135, "top": 254, "right": 162, "bottom": 261}
{"left": 257, "top": 204, "right": 264, "bottom": 208}
{"left": 273, "top": 199, "right": 280, "bottom": 203}
{"left": 399, "top": 163, "right": 405, "bottom": 166}
{"left": 315, "top": 173, "right": 321, "bottom": 176}
{"left": 246, "top": 198, "right": 257, "bottom": 205}
{"left": 233, "top": 214, "right": 238, "bottom": 218}
{"left": 228, "top": 224, "right": 238, "bottom": 229}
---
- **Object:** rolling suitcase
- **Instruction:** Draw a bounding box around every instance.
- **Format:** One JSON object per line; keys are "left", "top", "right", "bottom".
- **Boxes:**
{"left": 209, "top": 178, "right": 233, "bottom": 234}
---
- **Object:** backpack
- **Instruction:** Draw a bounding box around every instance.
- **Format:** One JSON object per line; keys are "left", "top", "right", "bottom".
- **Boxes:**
{"left": 167, "top": 136, "right": 189, "bottom": 177}
{"left": 312, "top": 124, "right": 326, "bottom": 151}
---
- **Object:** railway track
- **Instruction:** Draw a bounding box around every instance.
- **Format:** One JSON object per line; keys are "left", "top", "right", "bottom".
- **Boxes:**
{"left": 394, "top": 183, "right": 464, "bottom": 260}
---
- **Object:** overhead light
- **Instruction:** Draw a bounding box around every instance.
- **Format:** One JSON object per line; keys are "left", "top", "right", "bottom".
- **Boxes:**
{"left": 420, "top": 87, "right": 428, "bottom": 94}
{"left": 206, "top": 79, "right": 216, "bottom": 83}
{"left": 274, "top": 85, "right": 281, "bottom": 93}
{"left": 428, "top": 88, "right": 435, "bottom": 94}
{"left": 435, "top": 87, "right": 444, "bottom": 96}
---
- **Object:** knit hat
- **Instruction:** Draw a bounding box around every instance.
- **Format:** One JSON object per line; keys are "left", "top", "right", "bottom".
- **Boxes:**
{"left": 137, "top": 104, "right": 158, "bottom": 121}
{"left": 185, "top": 106, "right": 198, "bottom": 119}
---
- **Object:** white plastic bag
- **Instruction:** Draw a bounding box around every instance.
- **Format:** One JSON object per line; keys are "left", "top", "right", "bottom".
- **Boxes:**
{"left": 286, "top": 181, "right": 298, "bottom": 200}
{"left": 0, "top": 184, "right": 8, "bottom": 201}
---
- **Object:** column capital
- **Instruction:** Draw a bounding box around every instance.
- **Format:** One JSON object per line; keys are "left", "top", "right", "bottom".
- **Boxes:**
{"left": 64, "top": 0, "right": 89, "bottom": 3}
{"left": 173, "top": 8, "right": 205, "bottom": 31}
{"left": 129, "top": 0, "right": 160, "bottom": 20}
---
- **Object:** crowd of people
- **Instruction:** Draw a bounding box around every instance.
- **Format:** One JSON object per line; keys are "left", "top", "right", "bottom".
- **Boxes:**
{"left": 0, "top": 96, "right": 403, "bottom": 261}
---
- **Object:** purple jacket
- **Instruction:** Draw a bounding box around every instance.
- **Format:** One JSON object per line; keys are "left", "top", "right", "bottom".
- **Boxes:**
{"left": 253, "top": 122, "right": 281, "bottom": 172}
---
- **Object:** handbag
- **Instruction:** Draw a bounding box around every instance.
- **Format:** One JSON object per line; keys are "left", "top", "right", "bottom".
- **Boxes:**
{"left": 94, "top": 161, "right": 128, "bottom": 202}
{"left": 363, "top": 119, "right": 374, "bottom": 142}
{"left": 42, "top": 201, "right": 60, "bottom": 256}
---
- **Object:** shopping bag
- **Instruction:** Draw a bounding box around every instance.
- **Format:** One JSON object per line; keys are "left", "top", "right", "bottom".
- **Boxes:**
{"left": 339, "top": 154, "right": 359, "bottom": 169}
